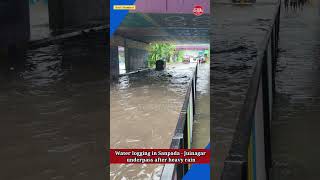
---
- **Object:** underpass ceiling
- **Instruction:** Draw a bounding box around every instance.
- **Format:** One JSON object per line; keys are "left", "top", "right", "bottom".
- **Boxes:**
{"left": 114, "top": 13, "right": 210, "bottom": 44}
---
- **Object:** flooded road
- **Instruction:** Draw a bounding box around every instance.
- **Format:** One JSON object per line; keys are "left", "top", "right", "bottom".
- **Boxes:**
{"left": 211, "top": 2, "right": 277, "bottom": 179}
{"left": 0, "top": 32, "right": 107, "bottom": 180}
{"left": 110, "top": 63, "right": 197, "bottom": 180}
{"left": 271, "top": 1, "right": 320, "bottom": 180}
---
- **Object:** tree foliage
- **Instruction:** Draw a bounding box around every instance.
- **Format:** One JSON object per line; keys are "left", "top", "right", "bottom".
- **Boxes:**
{"left": 176, "top": 50, "right": 185, "bottom": 62}
{"left": 147, "top": 43, "right": 175, "bottom": 67}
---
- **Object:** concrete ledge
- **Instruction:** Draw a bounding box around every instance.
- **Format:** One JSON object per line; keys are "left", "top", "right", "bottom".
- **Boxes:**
{"left": 118, "top": 68, "right": 152, "bottom": 77}
{"left": 29, "top": 25, "right": 107, "bottom": 49}
{"left": 110, "top": 36, "right": 149, "bottom": 51}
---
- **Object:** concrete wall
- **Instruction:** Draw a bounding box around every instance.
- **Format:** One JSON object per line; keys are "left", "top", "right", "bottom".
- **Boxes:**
{"left": 125, "top": 48, "right": 149, "bottom": 72}
{"left": 48, "top": 0, "right": 107, "bottom": 30}
{"left": 110, "top": 46, "right": 119, "bottom": 79}
{"left": 125, "top": 39, "right": 149, "bottom": 72}
{"left": 110, "top": 36, "right": 149, "bottom": 76}
{"left": 0, "top": 0, "right": 30, "bottom": 48}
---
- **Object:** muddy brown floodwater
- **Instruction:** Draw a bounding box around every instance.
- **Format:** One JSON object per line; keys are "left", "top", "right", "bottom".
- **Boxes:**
{"left": 110, "top": 63, "right": 197, "bottom": 180}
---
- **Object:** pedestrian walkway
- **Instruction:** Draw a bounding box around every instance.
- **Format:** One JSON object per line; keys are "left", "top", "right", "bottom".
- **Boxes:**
{"left": 271, "top": 1, "right": 320, "bottom": 180}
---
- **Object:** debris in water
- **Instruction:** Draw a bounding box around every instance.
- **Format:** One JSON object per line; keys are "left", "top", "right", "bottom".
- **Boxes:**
{"left": 126, "top": 139, "right": 141, "bottom": 143}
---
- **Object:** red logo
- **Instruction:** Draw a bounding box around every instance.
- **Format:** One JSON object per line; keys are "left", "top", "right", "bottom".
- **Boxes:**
{"left": 193, "top": 5, "right": 204, "bottom": 16}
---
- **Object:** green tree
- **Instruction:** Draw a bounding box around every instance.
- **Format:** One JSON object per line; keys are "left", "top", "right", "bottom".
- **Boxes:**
{"left": 147, "top": 43, "right": 175, "bottom": 67}
{"left": 176, "top": 50, "right": 185, "bottom": 62}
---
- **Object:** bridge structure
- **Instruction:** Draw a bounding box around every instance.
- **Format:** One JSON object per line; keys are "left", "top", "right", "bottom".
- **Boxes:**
{"left": 0, "top": 0, "right": 209, "bottom": 76}
{"left": 111, "top": 0, "right": 210, "bottom": 78}
{"left": 111, "top": 1, "right": 210, "bottom": 179}
{"left": 0, "top": 0, "right": 107, "bottom": 50}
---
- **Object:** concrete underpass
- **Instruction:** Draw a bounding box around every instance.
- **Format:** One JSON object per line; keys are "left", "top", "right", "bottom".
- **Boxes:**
{"left": 110, "top": 0, "right": 210, "bottom": 179}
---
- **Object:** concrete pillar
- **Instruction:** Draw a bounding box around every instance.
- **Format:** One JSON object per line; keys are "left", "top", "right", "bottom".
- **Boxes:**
{"left": 48, "top": 0, "right": 107, "bottom": 31}
{"left": 110, "top": 36, "right": 149, "bottom": 75}
{"left": 0, "top": 0, "right": 30, "bottom": 48}
{"left": 125, "top": 48, "right": 149, "bottom": 71}
{"left": 47, "top": 0, "right": 64, "bottom": 30}
{"left": 124, "top": 39, "right": 149, "bottom": 72}
{"left": 110, "top": 46, "right": 120, "bottom": 79}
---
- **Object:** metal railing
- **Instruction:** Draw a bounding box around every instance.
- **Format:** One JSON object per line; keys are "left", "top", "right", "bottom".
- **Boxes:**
{"left": 222, "top": 3, "right": 280, "bottom": 180}
{"left": 160, "top": 63, "right": 198, "bottom": 180}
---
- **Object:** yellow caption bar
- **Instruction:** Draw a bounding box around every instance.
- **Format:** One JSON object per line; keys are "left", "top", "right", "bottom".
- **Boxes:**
{"left": 113, "top": 5, "right": 136, "bottom": 10}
